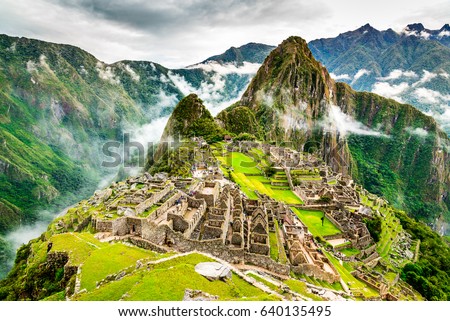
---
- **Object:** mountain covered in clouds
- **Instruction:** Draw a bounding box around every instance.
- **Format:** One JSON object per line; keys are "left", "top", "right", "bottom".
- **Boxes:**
{"left": 308, "top": 23, "right": 450, "bottom": 134}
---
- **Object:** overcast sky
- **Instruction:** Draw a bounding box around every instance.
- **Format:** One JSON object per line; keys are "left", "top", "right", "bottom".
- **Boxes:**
{"left": 0, "top": 0, "right": 448, "bottom": 68}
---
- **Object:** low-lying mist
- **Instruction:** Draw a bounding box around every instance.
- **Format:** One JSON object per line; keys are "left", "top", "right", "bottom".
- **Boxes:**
{"left": 0, "top": 114, "right": 172, "bottom": 279}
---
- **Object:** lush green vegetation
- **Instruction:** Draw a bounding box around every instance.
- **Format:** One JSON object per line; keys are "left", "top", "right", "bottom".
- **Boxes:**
{"left": 364, "top": 216, "right": 382, "bottom": 243}
{"left": 394, "top": 210, "right": 450, "bottom": 300}
{"left": 291, "top": 208, "right": 341, "bottom": 237}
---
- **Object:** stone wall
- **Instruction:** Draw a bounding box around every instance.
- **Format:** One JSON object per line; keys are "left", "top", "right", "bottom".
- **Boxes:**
{"left": 127, "top": 236, "right": 168, "bottom": 253}
{"left": 112, "top": 217, "right": 128, "bottom": 236}
{"left": 244, "top": 253, "right": 290, "bottom": 276}
{"left": 135, "top": 183, "right": 172, "bottom": 215}
{"left": 94, "top": 219, "right": 113, "bottom": 232}
{"left": 149, "top": 191, "right": 182, "bottom": 220}
{"left": 74, "top": 215, "right": 92, "bottom": 232}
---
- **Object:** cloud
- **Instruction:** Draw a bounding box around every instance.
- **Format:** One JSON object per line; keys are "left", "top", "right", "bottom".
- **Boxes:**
{"left": 122, "top": 63, "right": 140, "bottom": 82}
{"left": 377, "top": 69, "right": 418, "bottom": 81}
{"left": 438, "top": 30, "right": 450, "bottom": 38}
{"left": 427, "top": 107, "right": 450, "bottom": 133}
{"left": 167, "top": 70, "right": 249, "bottom": 116}
{"left": 326, "top": 105, "right": 389, "bottom": 137}
{"left": 330, "top": 73, "right": 351, "bottom": 81}
{"left": 190, "top": 61, "right": 261, "bottom": 75}
{"left": 372, "top": 82, "right": 409, "bottom": 102}
{"left": 406, "top": 127, "right": 429, "bottom": 137}
{"left": 412, "top": 70, "right": 438, "bottom": 87}
{"left": 95, "top": 62, "right": 120, "bottom": 84}
{"left": 352, "top": 69, "right": 371, "bottom": 82}
{"left": 414, "top": 88, "right": 450, "bottom": 104}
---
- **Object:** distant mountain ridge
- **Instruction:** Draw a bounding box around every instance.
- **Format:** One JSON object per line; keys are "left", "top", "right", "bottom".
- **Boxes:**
{"left": 308, "top": 23, "right": 450, "bottom": 135}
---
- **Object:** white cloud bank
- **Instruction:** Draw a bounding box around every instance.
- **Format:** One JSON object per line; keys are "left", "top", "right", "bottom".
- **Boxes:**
{"left": 414, "top": 88, "right": 450, "bottom": 104}
{"left": 372, "top": 82, "right": 409, "bottom": 102}
{"left": 352, "top": 69, "right": 371, "bottom": 83}
{"left": 377, "top": 69, "right": 418, "bottom": 81}
{"left": 326, "top": 105, "right": 388, "bottom": 137}
{"left": 406, "top": 127, "right": 429, "bottom": 137}
{"left": 190, "top": 61, "right": 261, "bottom": 75}
{"left": 330, "top": 73, "right": 351, "bottom": 81}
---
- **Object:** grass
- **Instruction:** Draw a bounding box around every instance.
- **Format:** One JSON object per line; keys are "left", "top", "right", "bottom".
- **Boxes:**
{"left": 296, "top": 274, "right": 343, "bottom": 291}
{"left": 80, "top": 243, "right": 167, "bottom": 291}
{"left": 323, "top": 250, "right": 379, "bottom": 298}
{"left": 291, "top": 208, "right": 341, "bottom": 237}
{"left": 275, "top": 219, "right": 288, "bottom": 264}
{"left": 269, "top": 232, "right": 279, "bottom": 261}
{"left": 50, "top": 232, "right": 106, "bottom": 265}
{"left": 283, "top": 279, "right": 323, "bottom": 301}
{"left": 224, "top": 152, "right": 262, "bottom": 174}
{"left": 247, "top": 272, "right": 280, "bottom": 292}
{"left": 377, "top": 208, "right": 402, "bottom": 259}
{"left": 340, "top": 248, "right": 361, "bottom": 257}
{"left": 76, "top": 253, "right": 277, "bottom": 301}
{"left": 215, "top": 149, "right": 303, "bottom": 204}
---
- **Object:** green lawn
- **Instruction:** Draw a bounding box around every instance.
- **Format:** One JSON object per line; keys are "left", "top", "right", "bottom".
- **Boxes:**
{"left": 225, "top": 152, "right": 261, "bottom": 174}
{"left": 50, "top": 233, "right": 107, "bottom": 266}
{"left": 80, "top": 243, "right": 166, "bottom": 291}
{"left": 77, "top": 253, "right": 277, "bottom": 301}
{"left": 377, "top": 208, "right": 402, "bottom": 259}
{"left": 291, "top": 208, "right": 341, "bottom": 237}
{"left": 49, "top": 232, "right": 171, "bottom": 292}
{"left": 296, "top": 274, "right": 343, "bottom": 291}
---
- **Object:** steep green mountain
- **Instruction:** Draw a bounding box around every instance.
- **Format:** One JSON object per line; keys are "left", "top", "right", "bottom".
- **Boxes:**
{"left": 0, "top": 34, "right": 181, "bottom": 229}
{"left": 220, "top": 36, "right": 450, "bottom": 226}
{"left": 308, "top": 24, "right": 450, "bottom": 134}
{"left": 149, "top": 94, "right": 225, "bottom": 176}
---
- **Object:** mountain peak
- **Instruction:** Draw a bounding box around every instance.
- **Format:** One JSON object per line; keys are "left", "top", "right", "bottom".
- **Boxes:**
{"left": 441, "top": 24, "right": 450, "bottom": 31}
{"left": 201, "top": 42, "right": 275, "bottom": 66}
{"left": 406, "top": 23, "right": 425, "bottom": 32}
{"left": 358, "top": 23, "right": 375, "bottom": 32}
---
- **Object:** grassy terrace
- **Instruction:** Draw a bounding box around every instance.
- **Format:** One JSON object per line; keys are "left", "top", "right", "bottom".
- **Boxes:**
{"left": 295, "top": 274, "right": 343, "bottom": 292}
{"left": 216, "top": 151, "right": 302, "bottom": 204}
{"left": 323, "top": 251, "right": 379, "bottom": 298}
{"left": 269, "top": 220, "right": 288, "bottom": 263}
{"left": 290, "top": 208, "right": 341, "bottom": 237}
{"left": 76, "top": 253, "right": 277, "bottom": 301}
{"left": 283, "top": 279, "right": 323, "bottom": 301}
{"left": 377, "top": 207, "right": 404, "bottom": 259}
